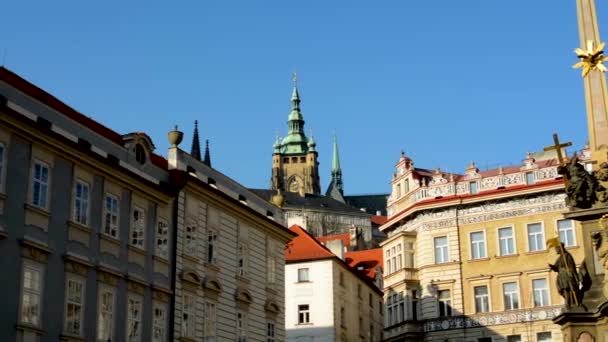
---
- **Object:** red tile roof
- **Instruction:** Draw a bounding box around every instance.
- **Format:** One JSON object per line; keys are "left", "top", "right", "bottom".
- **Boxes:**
{"left": 285, "top": 225, "right": 336, "bottom": 262}
{"left": 371, "top": 215, "right": 387, "bottom": 225}
{"left": 345, "top": 249, "right": 383, "bottom": 282}
{"left": 317, "top": 233, "right": 351, "bottom": 248}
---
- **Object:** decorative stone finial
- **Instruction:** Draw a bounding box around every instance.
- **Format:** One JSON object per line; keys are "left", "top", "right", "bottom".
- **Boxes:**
{"left": 168, "top": 125, "right": 183, "bottom": 147}
{"left": 271, "top": 188, "right": 285, "bottom": 208}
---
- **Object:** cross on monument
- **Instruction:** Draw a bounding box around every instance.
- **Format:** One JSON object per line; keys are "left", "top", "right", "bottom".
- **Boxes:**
{"left": 544, "top": 133, "right": 573, "bottom": 166}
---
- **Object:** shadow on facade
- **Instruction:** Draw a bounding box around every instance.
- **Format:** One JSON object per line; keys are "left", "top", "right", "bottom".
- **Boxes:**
{"left": 286, "top": 325, "right": 336, "bottom": 342}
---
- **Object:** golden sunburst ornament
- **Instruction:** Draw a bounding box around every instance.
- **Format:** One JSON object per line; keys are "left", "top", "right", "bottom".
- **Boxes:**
{"left": 573, "top": 40, "right": 608, "bottom": 77}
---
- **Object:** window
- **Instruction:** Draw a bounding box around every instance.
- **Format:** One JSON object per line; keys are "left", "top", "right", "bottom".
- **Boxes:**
{"left": 503, "top": 282, "right": 520, "bottom": 310}
{"left": 558, "top": 219, "right": 576, "bottom": 247}
{"left": 412, "top": 290, "right": 418, "bottom": 321}
{"left": 103, "top": 194, "right": 120, "bottom": 238}
{"left": 506, "top": 335, "right": 521, "bottom": 342}
{"left": 498, "top": 227, "right": 515, "bottom": 256}
{"left": 396, "top": 183, "right": 401, "bottom": 198}
{"left": 130, "top": 207, "right": 145, "bottom": 249}
{"left": 20, "top": 262, "right": 43, "bottom": 326}
{"left": 182, "top": 294, "right": 195, "bottom": 338}
{"left": 152, "top": 302, "right": 168, "bottom": 342}
{"left": 97, "top": 286, "right": 115, "bottom": 342}
{"left": 404, "top": 179, "right": 410, "bottom": 193}
{"left": 474, "top": 285, "right": 490, "bottom": 313}
{"left": 207, "top": 230, "right": 217, "bottom": 264}
{"left": 532, "top": 278, "right": 549, "bottom": 307}
{"left": 298, "top": 268, "right": 309, "bottom": 282}
{"left": 298, "top": 304, "right": 310, "bottom": 324}
{"left": 31, "top": 161, "right": 50, "bottom": 209}
{"left": 267, "top": 254, "right": 277, "bottom": 285}
{"left": 438, "top": 290, "right": 452, "bottom": 317}
{"left": 405, "top": 242, "right": 414, "bottom": 268}
{"left": 135, "top": 144, "right": 146, "bottom": 164}
{"left": 434, "top": 236, "right": 449, "bottom": 263}
{"left": 185, "top": 223, "right": 197, "bottom": 255}
{"left": 237, "top": 242, "right": 248, "bottom": 277}
{"left": 469, "top": 181, "right": 478, "bottom": 194}
{"left": 340, "top": 306, "right": 346, "bottom": 327}
{"left": 369, "top": 293, "right": 373, "bottom": 307}
{"left": 204, "top": 301, "right": 217, "bottom": 342}
{"left": 73, "top": 180, "right": 90, "bottom": 225}
{"left": 64, "top": 277, "right": 85, "bottom": 336}
{"left": 386, "top": 293, "right": 405, "bottom": 326}
{"left": 537, "top": 332, "right": 552, "bottom": 342}
{"left": 156, "top": 218, "right": 169, "bottom": 258}
{"left": 396, "top": 244, "right": 402, "bottom": 269}
{"left": 267, "top": 321, "right": 276, "bottom": 342}
{"left": 385, "top": 249, "right": 392, "bottom": 274}
{"left": 526, "top": 172, "right": 535, "bottom": 185}
{"left": 527, "top": 223, "right": 545, "bottom": 252}
{"left": 236, "top": 310, "right": 248, "bottom": 342}
{"left": 127, "top": 295, "right": 142, "bottom": 342}
{"left": 470, "top": 231, "right": 486, "bottom": 259}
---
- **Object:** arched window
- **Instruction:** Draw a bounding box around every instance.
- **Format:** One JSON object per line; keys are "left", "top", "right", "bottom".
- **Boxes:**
{"left": 135, "top": 144, "right": 146, "bottom": 164}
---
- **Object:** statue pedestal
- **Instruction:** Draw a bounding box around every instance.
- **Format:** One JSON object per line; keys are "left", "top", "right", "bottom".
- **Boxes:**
{"left": 553, "top": 208, "right": 608, "bottom": 341}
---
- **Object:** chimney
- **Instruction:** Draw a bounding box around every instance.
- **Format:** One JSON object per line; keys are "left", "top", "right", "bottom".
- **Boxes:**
{"left": 325, "top": 239, "right": 344, "bottom": 260}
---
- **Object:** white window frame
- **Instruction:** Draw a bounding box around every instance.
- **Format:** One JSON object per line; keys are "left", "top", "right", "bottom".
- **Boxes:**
{"left": 152, "top": 301, "right": 168, "bottom": 342}
{"left": 437, "top": 289, "right": 452, "bottom": 317}
{"left": 558, "top": 219, "right": 576, "bottom": 247}
{"left": 97, "top": 285, "right": 116, "bottom": 342}
{"left": 532, "top": 278, "right": 550, "bottom": 307}
{"left": 298, "top": 304, "right": 310, "bottom": 324}
{"left": 236, "top": 310, "right": 248, "bottom": 342}
{"left": 298, "top": 268, "right": 310, "bottom": 282}
{"left": 470, "top": 230, "right": 487, "bottom": 259}
{"left": 204, "top": 300, "right": 217, "bottom": 341}
{"left": 527, "top": 222, "right": 545, "bottom": 252}
{"left": 19, "top": 260, "right": 44, "bottom": 326}
{"left": 267, "top": 320, "right": 276, "bottom": 342}
{"left": 469, "top": 181, "right": 478, "bottom": 194}
{"left": 473, "top": 285, "right": 490, "bottom": 313}
{"left": 396, "top": 243, "right": 403, "bottom": 269}
{"left": 498, "top": 226, "right": 516, "bottom": 256}
{"left": 434, "top": 236, "right": 449, "bottom": 264}
{"left": 73, "top": 179, "right": 90, "bottom": 226}
{"left": 156, "top": 217, "right": 169, "bottom": 259}
{"left": 103, "top": 193, "right": 120, "bottom": 238}
{"left": 385, "top": 249, "right": 392, "bottom": 274}
{"left": 525, "top": 172, "right": 535, "bottom": 185}
{"left": 266, "top": 254, "right": 277, "bottom": 285}
{"left": 502, "top": 281, "right": 520, "bottom": 311}
{"left": 130, "top": 206, "right": 146, "bottom": 249}
{"left": 207, "top": 230, "right": 218, "bottom": 264}
{"left": 127, "top": 294, "right": 143, "bottom": 342}
{"left": 536, "top": 332, "right": 552, "bottom": 342}
{"left": 64, "top": 275, "right": 86, "bottom": 336}
{"left": 185, "top": 222, "right": 197, "bottom": 255}
{"left": 31, "top": 160, "right": 50, "bottom": 209}
{"left": 182, "top": 293, "right": 196, "bottom": 338}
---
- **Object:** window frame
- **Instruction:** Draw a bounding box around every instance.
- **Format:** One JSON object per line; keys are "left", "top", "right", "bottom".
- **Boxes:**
{"left": 19, "top": 260, "right": 44, "bottom": 327}
{"left": 31, "top": 159, "right": 50, "bottom": 209}
{"left": 473, "top": 285, "right": 490, "bottom": 313}
{"left": 182, "top": 293, "right": 196, "bottom": 338}
{"left": 267, "top": 321, "right": 276, "bottom": 342}
{"left": 237, "top": 241, "right": 248, "bottom": 277}
{"left": 433, "top": 236, "right": 449, "bottom": 264}
{"left": 437, "top": 289, "right": 452, "bottom": 317}
{"left": 204, "top": 300, "right": 217, "bottom": 341}
{"left": 297, "top": 268, "right": 310, "bottom": 282}
{"left": 73, "top": 179, "right": 90, "bottom": 226}
{"left": 469, "top": 181, "right": 478, "bottom": 194}
{"left": 527, "top": 222, "right": 545, "bottom": 252}
{"left": 557, "top": 219, "right": 576, "bottom": 247}
{"left": 64, "top": 275, "right": 86, "bottom": 336}
{"left": 469, "top": 230, "right": 487, "bottom": 260}
{"left": 156, "top": 217, "right": 169, "bottom": 259}
{"left": 97, "top": 284, "right": 116, "bottom": 342}
{"left": 502, "top": 281, "right": 520, "bottom": 311}
{"left": 130, "top": 206, "right": 146, "bottom": 249}
{"left": 497, "top": 226, "right": 516, "bottom": 256}
{"left": 532, "top": 278, "right": 550, "bottom": 307}
{"left": 236, "top": 310, "right": 248, "bottom": 342}
{"left": 298, "top": 304, "right": 310, "bottom": 324}
{"left": 184, "top": 221, "right": 197, "bottom": 255}
{"left": 152, "top": 301, "right": 168, "bottom": 342}
{"left": 207, "top": 230, "right": 218, "bottom": 264}
{"left": 103, "top": 193, "right": 120, "bottom": 238}
{"left": 127, "top": 294, "right": 143, "bottom": 342}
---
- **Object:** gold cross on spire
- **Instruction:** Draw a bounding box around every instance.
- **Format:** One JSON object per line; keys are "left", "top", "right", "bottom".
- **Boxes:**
{"left": 544, "top": 133, "right": 573, "bottom": 166}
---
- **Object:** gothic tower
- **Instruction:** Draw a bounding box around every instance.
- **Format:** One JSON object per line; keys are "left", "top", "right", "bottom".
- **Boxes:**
{"left": 326, "top": 133, "right": 345, "bottom": 203}
{"left": 271, "top": 77, "right": 320, "bottom": 195}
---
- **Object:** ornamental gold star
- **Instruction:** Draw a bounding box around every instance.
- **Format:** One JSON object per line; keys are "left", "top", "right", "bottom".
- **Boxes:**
{"left": 573, "top": 40, "right": 608, "bottom": 77}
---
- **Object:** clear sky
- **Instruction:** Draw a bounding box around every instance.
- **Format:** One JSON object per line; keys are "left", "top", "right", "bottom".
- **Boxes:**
{"left": 2, "top": 1, "right": 606, "bottom": 195}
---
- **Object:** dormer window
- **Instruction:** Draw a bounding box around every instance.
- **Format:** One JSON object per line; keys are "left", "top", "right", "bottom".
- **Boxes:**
{"left": 135, "top": 144, "right": 146, "bottom": 164}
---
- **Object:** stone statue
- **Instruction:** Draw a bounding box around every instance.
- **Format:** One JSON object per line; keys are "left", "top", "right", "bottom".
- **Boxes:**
{"left": 548, "top": 242, "right": 592, "bottom": 310}
{"left": 558, "top": 156, "right": 596, "bottom": 209}
{"left": 593, "top": 162, "right": 608, "bottom": 204}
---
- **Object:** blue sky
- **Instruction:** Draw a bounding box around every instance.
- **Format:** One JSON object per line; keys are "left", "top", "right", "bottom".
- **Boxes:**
{"left": 2, "top": 1, "right": 605, "bottom": 194}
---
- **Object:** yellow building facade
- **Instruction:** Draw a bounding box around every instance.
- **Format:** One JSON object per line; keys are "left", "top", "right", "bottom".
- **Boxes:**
{"left": 381, "top": 152, "right": 587, "bottom": 342}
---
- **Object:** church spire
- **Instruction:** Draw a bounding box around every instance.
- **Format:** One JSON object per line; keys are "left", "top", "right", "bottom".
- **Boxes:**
{"left": 203, "top": 139, "right": 211, "bottom": 167}
{"left": 326, "top": 133, "right": 345, "bottom": 202}
{"left": 191, "top": 120, "right": 201, "bottom": 160}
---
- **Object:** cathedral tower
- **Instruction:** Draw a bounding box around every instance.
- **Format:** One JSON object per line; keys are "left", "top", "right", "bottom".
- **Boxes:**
{"left": 271, "top": 76, "right": 320, "bottom": 195}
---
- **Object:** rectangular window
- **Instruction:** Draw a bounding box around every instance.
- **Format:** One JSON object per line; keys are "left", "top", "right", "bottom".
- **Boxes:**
{"left": 532, "top": 278, "right": 549, "bottom": 307}
{"left": 64, "top": 277, "right": 85, "bottom": 336}
{"left": 103, "top": 194, "right": 120, "bottom": 238}
{"left": 412, "top": 290, "right": 418, "bottom": 321}
{"left": 207, "top": 230, "right": 217, "bottom": 264}
{"left": 182, "top": 294, "right": 196, "bottom": 338}
{"left": 185, "top": 223, "right": 197, "bottom": 255}
{"left": 73, "top": 180, "right": 90, "bottom": 226}
{"left": 503, "top": 282, "right": 520, "bottom": 310}
{"left": 20, "top": 262, "right": 43, "bottom": 326}
{"left": 385, "top": 249, "right": 392, "bottom": 274}
{"left": 156, "top": 218, "right": 169, "bottom": 258}
{"left": 474, "top": 285, "right": 489, "bottom": 313}
{"left": 298, "top": 268, "right": 309, "bottom": 282}
{"left": 469, "top": 181, "right": 478, "bottom": 194}
{"left": 204, "top": 301, "right": 217, "bottom": 341}
{"left": 558, "top": 219, "right": 576, "bottom": 247}
{"left": 526, "top": 172, "right": 535, "bottom": 185}
{"left": 236, "top": 310, "right": 248, "bottom": 342}
{"left": 267, "top": 255, "right": 277, "bottom": 285}
{"left": 31, "top": 161, "right": 50, "bottom": 209}
{"left": 298, "top": 304, "right": 310, "bottom": 324}
{"left": 434, "top": 236, "right": 449, "bottom": 263}
{"left": 527, "top": 223, "right": 545, "bottom": 252}
{"left": 267, "top": 321, "right": 276, "bottom": 342}
{"left": 97, "top": 286, "right": 115, "bottom": 342}
{"left": 237, "top": 242, "right": 248, "bottom": 277}
{"left": 470, "top": 231, "right": 486, "bottom": 259}
{"left": 340, "top": 306, "right": 346, "bottom": 327}
{"left": 130, "top": 206, "right": 145, "bottom": 249}
{"left": 127, "top": 295, "right": 142, "bottom": 342}
{"left": 152, "top": 302, "right": 168, "bottom": 342}
{"left": 396, "top": 243, "right": 402, "bottom": 269}
{"left": 404, "top": 179, "right": 410, "bottom": 193}
{"left": 506, "top": 335, "right": 521, "bottom": 342}
{"left": 438, "top": 290, "right": 452, "bottom": 317}
{"left": 537, "top": 332, "right": 552, "bottom": 342}
{"left": 498, "top": 227, "right": 515, "bottom": 256}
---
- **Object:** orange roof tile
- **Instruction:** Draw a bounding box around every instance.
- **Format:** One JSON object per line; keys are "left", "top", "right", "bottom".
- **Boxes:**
{"left": 285, "top": 225, "right": 336, "bottom": 262}
{"left": 371, "top": 215, "right": 387, "bottom": 225}
{"left": 345, "top": 249, "right": 383, "bottom": 282}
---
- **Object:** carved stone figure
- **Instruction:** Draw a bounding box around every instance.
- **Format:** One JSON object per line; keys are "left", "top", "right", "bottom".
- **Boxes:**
{"left": 593, "top": 162, "right": 608, "bottom": 203}
{"left": 549, "top": 243, "right": 592, "bottom": 310}
{"left": 558, "top": 156, "right": 597, "bottom": 209}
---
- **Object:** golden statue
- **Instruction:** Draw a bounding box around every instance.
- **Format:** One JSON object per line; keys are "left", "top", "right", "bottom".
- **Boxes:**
{"left": 573, "top": 40, "right": 608, "bottom": 77}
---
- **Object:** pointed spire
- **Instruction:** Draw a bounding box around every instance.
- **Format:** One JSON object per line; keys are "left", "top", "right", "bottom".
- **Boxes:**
{"left": 331, "top": 132, "right": 341, "bottom": 173}
{"left": 326, "top": 132, "right": 344, "bottom": 201}
{"left": 191, "top": 120, "right": 201, "bottom": 160}
{"left": 203, "top": 139, "right": 211, "bottom": 167}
